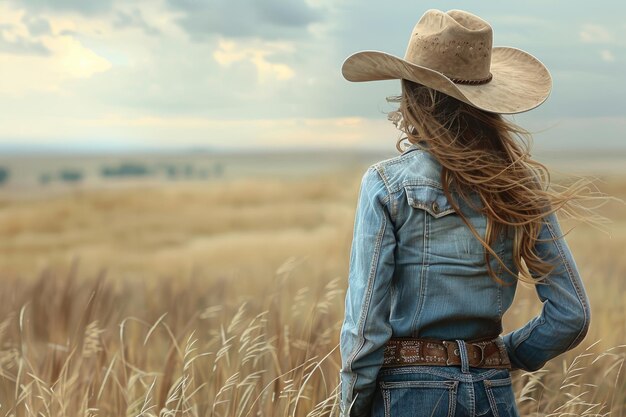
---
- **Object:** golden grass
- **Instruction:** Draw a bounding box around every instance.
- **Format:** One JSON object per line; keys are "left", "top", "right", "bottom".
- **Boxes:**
{"left": 0, "top": 169, "right": 624, "bottom": 416}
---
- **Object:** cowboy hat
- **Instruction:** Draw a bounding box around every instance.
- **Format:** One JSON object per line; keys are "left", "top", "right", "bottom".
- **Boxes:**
{"left": 341, "top": 9, "right": 552, "bottom": 114}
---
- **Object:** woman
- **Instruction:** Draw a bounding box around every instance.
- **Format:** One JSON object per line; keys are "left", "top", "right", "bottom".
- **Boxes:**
{"left": 338, "top": 9, "right": 595, "bottom": 417}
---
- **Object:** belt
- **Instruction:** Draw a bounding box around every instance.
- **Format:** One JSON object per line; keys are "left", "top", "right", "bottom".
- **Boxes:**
{"left": 381, "top": 336, "right": 511, "bottom": 369}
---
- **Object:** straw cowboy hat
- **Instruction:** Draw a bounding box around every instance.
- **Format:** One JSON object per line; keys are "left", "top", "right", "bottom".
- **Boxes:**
{"left": 341, "top": 9, "right": 552, "bottom": 114}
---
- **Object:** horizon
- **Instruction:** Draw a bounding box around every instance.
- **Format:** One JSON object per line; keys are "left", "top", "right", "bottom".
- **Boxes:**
{"left": 2, "top": 142, "right": 626, "bottom": 157}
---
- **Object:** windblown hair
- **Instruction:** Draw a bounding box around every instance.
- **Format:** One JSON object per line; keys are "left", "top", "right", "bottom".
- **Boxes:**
{"left": 386, "top": 79, "right": 605, "bottom": 285}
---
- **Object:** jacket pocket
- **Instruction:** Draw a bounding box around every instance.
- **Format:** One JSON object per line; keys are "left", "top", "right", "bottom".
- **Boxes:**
{"left": 404, "top": 184, "right": 456, "bottom": 218}
{"left": 402, "top": 183, "right": 491, "bottom": 270}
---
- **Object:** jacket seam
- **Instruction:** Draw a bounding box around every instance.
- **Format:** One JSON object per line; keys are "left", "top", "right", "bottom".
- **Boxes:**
{"left": 377, "top": 148, "right": 421, "bottom": 168}
{"left": 343, "top": 169, "right": 390, "bottom": 409}
{"left": 410, "top": 209, "right": 429, "bottom": 336}
{"left": 495, "top": 233, "right": 505, "bottom": 320}
{"left": 402, "top": 179, "right": 445, "bottom": 190}
{"left": 511, "top": 316, "right": 546, "bottom": 351}
{"left": 510, "top": 217, "right": 589, "bottom": 354}
{"left": 545, "top": 218, "right": 590, "bottom": 349}
{"left": 376, "top": 151, "right": 443, "bottom": 194}
{"left": 374, "top": 164, "right": 399, "bottom": 224}
{"left": 373, "top": 164, "right": 392, "bottom": 194}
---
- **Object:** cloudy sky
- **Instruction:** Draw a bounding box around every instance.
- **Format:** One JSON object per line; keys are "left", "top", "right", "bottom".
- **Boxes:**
{"left": 0, "top": 0, "right": 624, "bottom": 152}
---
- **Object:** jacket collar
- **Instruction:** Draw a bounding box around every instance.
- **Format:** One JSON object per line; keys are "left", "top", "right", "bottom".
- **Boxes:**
{"left": 401, "top": 141, "right": 425, "bottom": 155}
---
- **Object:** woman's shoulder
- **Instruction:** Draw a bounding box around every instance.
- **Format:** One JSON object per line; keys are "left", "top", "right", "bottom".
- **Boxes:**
{"left": 369, "top": 146, "right": 444, "bottom": 195}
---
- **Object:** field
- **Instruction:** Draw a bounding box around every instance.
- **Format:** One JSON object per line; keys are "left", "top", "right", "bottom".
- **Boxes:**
{"left": 0, "top": 150, "right": 624, "bottom": 416}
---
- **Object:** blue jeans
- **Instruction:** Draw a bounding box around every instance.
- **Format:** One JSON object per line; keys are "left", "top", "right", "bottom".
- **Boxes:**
{"left": 370, "top": 365, "right": 519, "bottom": 417}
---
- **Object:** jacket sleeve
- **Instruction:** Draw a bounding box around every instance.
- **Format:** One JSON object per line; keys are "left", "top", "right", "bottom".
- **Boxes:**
{"left": 339, "top": 166, "right": 396, "bottom": 417}
{"left": 502, "top": 211, "right": 591, "bottom": 372}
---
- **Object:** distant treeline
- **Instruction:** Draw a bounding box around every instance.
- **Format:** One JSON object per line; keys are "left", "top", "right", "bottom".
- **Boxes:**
{"left": 0, "top": 167, "right": 8, "bottom": 185}
{"left": 100, "top": 161, "right": 223, "bottom": 179}
{"left": 39, "top": 169, "right": 83, "bottom": 185}
{"left": 0, "top": 162, "right": 224, "bottom": 186}
{"left": 0, "top": 161, "right": 225, "bottom": 187}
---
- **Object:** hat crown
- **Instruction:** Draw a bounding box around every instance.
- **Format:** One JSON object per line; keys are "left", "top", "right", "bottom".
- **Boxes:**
{"left": 404, "top": 9, "right": 493, "bottom": 82}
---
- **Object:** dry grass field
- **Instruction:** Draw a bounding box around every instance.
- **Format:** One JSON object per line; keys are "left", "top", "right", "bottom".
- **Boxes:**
{"left": 0, "top": 161, "right": 624, "bottom": 416}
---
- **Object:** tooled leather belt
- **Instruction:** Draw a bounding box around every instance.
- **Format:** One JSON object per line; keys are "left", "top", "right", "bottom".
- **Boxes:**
{"left": 381, "top": 336, "right": 512, "bottom": 369}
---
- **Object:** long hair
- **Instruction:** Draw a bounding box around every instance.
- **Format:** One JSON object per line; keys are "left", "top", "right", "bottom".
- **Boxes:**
{"left": 386, "top": 79, "right": 606, "bottom": 285}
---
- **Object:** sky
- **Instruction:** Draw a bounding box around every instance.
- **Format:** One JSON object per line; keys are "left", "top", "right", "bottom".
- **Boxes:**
{"left": 0, "top": 0, "right": 624, "bottom": 152}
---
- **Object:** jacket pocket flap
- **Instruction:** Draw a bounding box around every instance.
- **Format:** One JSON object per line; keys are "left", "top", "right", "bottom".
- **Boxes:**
{"left": 403, "top": 185, "right": 455, "bottom": 218}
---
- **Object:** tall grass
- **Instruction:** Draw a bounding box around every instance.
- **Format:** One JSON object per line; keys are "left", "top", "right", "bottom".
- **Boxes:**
{"left": 0, "top": 257, "right": 346, "bottom": 416}
{"left": 0, "top": 256, "right": 623, "bottom": 416}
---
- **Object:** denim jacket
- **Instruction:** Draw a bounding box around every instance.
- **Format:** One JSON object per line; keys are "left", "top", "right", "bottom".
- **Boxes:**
{"left": 339, "top": 143, "right": 591, "bottom": 416}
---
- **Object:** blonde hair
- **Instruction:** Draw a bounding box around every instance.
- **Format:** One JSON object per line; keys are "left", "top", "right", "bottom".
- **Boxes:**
{"left": 386, "top": 79, "right": 606, "bottom": 285}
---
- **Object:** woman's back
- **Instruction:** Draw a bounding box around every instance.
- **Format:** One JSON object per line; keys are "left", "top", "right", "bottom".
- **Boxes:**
{"left": 338, "top": 8, "right": 596, "bottom": 417}
{"left": 339, "top": 143, "right": 590, "bottom": 416}
{"left": 381, "top": 144, "right": 518, "bottom": 341}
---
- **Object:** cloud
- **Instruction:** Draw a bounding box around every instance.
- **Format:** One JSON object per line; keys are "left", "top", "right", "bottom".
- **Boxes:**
{"left": 54, "top": 35, "right": 112, "bottom": 78}
{"left": 213, "top": 39, "right": 295, "bottom": 82}
{"left": 600, "top": 49, "right": 615, "bottom": 62}
{"left": 21, "top": 14, "right": 51, "bottom": 36}
{"left": 0, "top": 32, "right": 111, "bottom": 95}
{"left": 112, "top": 9, "right": 160, "bottom": 36}
{"left": 8, "top": 0, "right": 114, "bottom": 15}
{"left": 0, "top": 25, "right": 50, "bottom": 56}
{"left": 579, "top": 24, "right": 613, "bottom": 43}
{"left": 166, "top": 0, "right": 325, "bottom": 40}
{"left": 256, "top": 0, "right": 323, "bottom": 27}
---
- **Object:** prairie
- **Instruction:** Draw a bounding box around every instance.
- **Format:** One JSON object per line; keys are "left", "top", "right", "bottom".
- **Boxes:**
{"left": 0, "top": 151, "right": 624, "bottom": 416}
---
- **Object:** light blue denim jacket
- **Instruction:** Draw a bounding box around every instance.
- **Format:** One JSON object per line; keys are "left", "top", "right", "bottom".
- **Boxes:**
{"left": 339, "top": 144, "right": 591, "bottom": 416}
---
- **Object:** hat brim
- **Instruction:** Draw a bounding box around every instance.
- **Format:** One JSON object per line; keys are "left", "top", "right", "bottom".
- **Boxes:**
{"left": 341, "top": 46, "right": 552, "bottom": 114}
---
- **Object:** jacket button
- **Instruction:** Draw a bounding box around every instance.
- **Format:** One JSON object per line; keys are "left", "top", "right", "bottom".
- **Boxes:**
{"left": 431, "top": 201, "right": 440, "bottom": 214}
